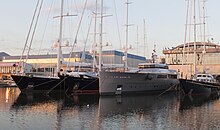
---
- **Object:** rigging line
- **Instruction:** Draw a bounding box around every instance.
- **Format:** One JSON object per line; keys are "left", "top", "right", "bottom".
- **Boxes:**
{"left": 67, "top": 0, "right": 88, "bottom": 69}
{"left": 24, "top": 0, "right": 44, "bottom": 70}
{"left": 113, "top": 0, "right": 122, "bottom": 50}
{"left": 18, "top": 0, "right": 41, "bottom": 75}
{"left": 73, "top": 0, "right": 86, "bottom": 46}
{"left": 38, "top": 0, "right": 55, "bottom": 55}
{"left": 79, "top": 15, "right": 93, "bottom": 69}
{"left": 46, "top": 76, "right": 68, "bottom": 95}
{"left": 80, "top": 78, "right": 98, "bottom": 89}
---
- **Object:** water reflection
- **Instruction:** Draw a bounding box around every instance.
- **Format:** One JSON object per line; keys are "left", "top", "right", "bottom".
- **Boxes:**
{"left": 98, "top": 93, "right": 179, "bottom": 129}
{"left": 0, "top": 87, "right": 20, "bottom": 106}
{"left": 1, "top": 87, "right": 220, "bottom": 129}
{"left": 179, "top": 93, "right": 220, "bottom": 110}
{"left": 178, "top": 93, "right": 220, "bottom": 130}
{"left": 10, "top": 92, "right": 100, "bottom": 130}
{"left": 12, "top": 92, "right": 99, "bottom": 108}
{"left": 99, "top": 93, "right": 178, "bottom": 117}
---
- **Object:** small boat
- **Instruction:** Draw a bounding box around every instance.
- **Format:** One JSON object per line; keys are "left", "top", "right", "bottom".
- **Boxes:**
{"left": 0, "top": 78, "right": 16, "bottom": 87}
{"left": 0, "top": 80, "right": 10, "bottom": 87}
{"left": 179, "top": 73, "right": 220, "bottom": 95}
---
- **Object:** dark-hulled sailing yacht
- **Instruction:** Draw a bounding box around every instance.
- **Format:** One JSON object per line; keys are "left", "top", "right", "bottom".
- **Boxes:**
{"left": 11, "top": 0, "right": 99, "bottom": 94}
{"left": 179, "top": 0, "right": 220, "bottom": 95}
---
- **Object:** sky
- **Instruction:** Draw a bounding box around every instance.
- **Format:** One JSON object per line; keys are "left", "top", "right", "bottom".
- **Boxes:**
{"left": 0, "top": 0, "right": 220, "bottom": 58}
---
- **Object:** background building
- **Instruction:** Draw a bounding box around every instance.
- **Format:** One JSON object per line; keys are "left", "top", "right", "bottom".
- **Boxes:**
{"left": 0, "top": 50, "right": 146, "bottom": 77}
{"left": 163, "top": 42, "right": 220, "bottom": 78}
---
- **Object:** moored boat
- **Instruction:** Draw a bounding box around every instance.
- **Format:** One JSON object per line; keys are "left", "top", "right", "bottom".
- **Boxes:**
{"left": 11, "top": 72, "right": 99, "bottom": 94}
{"left": 179, "top": 73, "right": 220, "bottom": 95}
{"left": 11, "top": 0, "right": 99, "bottom": 94}
{"left": 179, "top": 0, "right": 220, "bottom": 96}
{"left": 99, "top": 63, "right": 179, "bottom": 95}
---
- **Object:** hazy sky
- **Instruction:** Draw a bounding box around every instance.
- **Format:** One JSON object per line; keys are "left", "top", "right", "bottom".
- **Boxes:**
{"left": 0, "top": 0, "right": 220, "bottom": 58}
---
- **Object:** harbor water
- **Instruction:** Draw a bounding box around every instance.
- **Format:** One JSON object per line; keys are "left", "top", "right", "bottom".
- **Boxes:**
{"left": 1, "top": 87, "right": 220, "bottom": 130}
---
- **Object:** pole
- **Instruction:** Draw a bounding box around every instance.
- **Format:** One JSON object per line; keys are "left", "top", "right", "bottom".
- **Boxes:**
{"left": 193, "top": 0, "right": 196, "bottom": 77}
{"left": 124, "top": 0, "right": 129, "bottom": 71}
{"left": 57, "top": 0, "right": 64, "bottom": 76}
{"left": 98, "top": 0, "right": 103, "bottom": 73}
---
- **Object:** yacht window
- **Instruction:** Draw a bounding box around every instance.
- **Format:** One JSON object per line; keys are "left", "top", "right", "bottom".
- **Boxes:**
{"left": 145, "top": 74, "right": 156, "bottom": 80}
{"left": 138, "top": 64, "right": 168, "bottom": 69}
{"left": 169, "top": 74, "right": 177, "bottom": 79}
{"left": 157, "top": 75, "right": 167, "bottom": 78}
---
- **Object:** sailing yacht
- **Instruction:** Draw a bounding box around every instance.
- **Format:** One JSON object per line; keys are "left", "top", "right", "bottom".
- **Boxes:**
{"left": 11, "top": 0, "right": 99, "bottom": 94}
{"left": 179, "top": 0, "right": 220, "bottom": 95}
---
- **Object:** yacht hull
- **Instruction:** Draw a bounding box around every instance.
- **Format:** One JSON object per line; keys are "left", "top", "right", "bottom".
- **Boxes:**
{"left": 11, "top": 75, "right": 99, "bottom": 94}
{"left": 179, "top": 78, "right": 220, "bottom": 95}
{"left": 99, "top": 71, "right": 179, "bottom": 95}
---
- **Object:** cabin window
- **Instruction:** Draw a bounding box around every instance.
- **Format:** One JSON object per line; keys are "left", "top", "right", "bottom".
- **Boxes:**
{"left": 157, "top": 75, "right": 167, "bottom": 78}
{"left": 169, "top": 75, "right": 177, "bottom": 79}
{"left": 138, "top": 64, "right": 168, "bottom": 69}
{"left": 145, "top": 74, "right": 156, "bottom": 80}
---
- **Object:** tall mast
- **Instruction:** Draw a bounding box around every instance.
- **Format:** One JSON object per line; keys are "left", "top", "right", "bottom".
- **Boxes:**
{"left": 193, "top": 0, "right": 196, "bottom": 76}
{"left": 92, "top": 0, "right": 98, "bottom": 72}
{"left": 124, "top": 0, "right": 130, "bottom": 71}
{"left": 98, "top": 0, "right": 103, "bottom": 72}
{"left": 143, "top": 19, "right": 146, "bottom": 58}
{"left": 136, "top": 26, "right": 139, "bottom": 55}
{"left": 181, "top": 0, "right": 190, "bottom": 78}
{"left": 202, "top": 0, "right": 206, "bottom": 73}
{"left": 57, "top": 0, "right": 64, "bottom": 75}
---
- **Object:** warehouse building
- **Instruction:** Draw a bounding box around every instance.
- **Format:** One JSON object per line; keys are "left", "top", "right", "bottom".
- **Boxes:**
{"left": 0, "top": 50, "right": 146, "bottom": 77}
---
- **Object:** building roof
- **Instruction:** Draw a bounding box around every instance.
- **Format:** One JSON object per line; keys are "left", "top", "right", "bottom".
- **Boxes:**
{"left": 0, "top": 52, "right": 10, "bottom": 57}
{"left": 175, "top": 42, "right": 220, "bottom": 49}
{"left": 163, "top": 42, "right": 220, "bottom": 54}
{"left": 0, "top": 52, "right": 10, "bottom": 61}
{"left": 0, "top": 62, "right": 20, "bottom": 67}
{"left": 102, "top": 50, "right": 146, "bottom": 61}
{"left": 2, "top": 50, "right": 146, "bottom": 61}
{"left": 2, "top": 52, "right": 92, "bottom": 60}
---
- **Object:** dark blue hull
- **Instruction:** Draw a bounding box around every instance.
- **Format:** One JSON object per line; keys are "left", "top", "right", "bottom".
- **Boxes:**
{"left": 11, "top": 75, "right": 99, "bottom": 94}
{"left": 179, "top": 79, "right": 220, "bottom": 95}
